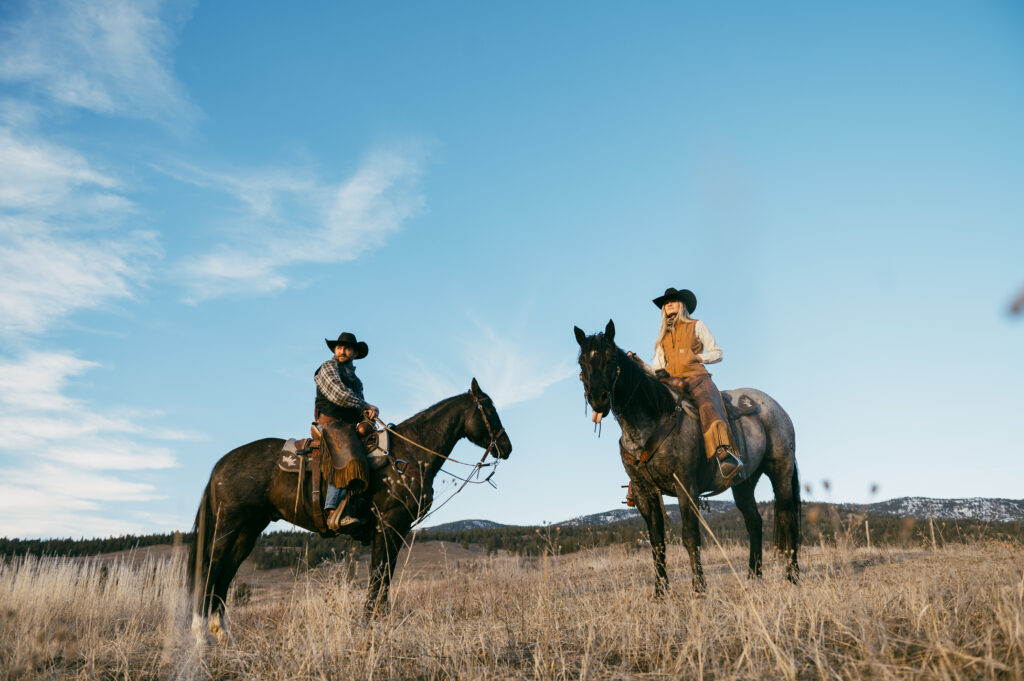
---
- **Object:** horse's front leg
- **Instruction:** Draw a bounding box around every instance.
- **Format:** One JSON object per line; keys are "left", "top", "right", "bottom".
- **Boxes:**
{"left": 674, "top": 479, "right": 706, "bottom": 593}
{"left": 634, "top": 487, "right": 668, "bottom": 598}
{"left": 364, "top": 518, "right": 408, "bottom": 616}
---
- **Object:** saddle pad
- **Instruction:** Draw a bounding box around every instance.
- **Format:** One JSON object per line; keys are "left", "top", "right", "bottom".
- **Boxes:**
{"left": 723, "top": 393, "right": 759, "bottom": 419}
{"left": 278, "top": 438, "right": 313, "bottom": 473}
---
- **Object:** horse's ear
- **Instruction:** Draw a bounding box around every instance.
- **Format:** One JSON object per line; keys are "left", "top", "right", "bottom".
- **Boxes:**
{"left": 573, "top": 326, "right": 586, "bottom": 347}
{"left": 470, "top": 377, "right": 482, "bottom": 395}
{"left": 605, "top": 319, "right": 615, "bottom": 343}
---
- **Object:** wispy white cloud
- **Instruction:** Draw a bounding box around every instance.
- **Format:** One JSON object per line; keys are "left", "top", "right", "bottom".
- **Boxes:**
{"left": 397, "top": 319, "right": 575, "bottom": 414}
{"left": 0, "top": 351, "right": 97, "bottom": 411}
{"left": 0, "top": 352, "right": 188, "bottom": 536}
{"left": 174, "top": 149, "right": 425, "bottom": 301}
{"left": 0, "top": 125, "right": 126, "bottom": 213}
{"left": 0, "top": 0, "right": 197, "bottom": 126}
{"left": 0, "top": 352, "right": 189, "bottom": 457}
{"left": 0, "top": 478, "right": 161, "bottom": 538}
{"left": 0, "top": 217, "right": 158, "bottom": 336}
{"left": 462, "top": 325, "right": 576, "bottom": 408}
{"left": 0, "top": 121, "right": 157, "bottom": 337}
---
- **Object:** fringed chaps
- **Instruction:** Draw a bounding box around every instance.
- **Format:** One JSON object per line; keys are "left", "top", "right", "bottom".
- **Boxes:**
{"left": 316, "top": 416, "right": 370, "bottom": 493}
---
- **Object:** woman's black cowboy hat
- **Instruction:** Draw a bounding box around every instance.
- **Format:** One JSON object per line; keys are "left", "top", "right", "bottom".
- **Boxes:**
{"left": 325, "top": 332, "right": 369, "bottom": 359}
{"left": 652, "top": 287, "right": 697, "bottom": 314}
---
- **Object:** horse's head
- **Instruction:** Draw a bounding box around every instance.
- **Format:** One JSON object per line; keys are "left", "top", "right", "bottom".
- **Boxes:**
{"left": 574, "top": 319, "right": 620, "bottom": 423}
{"left": 465, "top": 378, "right": 512, "bottom": 459}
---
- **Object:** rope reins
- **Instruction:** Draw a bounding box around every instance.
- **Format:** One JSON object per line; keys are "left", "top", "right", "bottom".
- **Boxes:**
{"left": 372, "top": 391, "right": 504, "bottom": 468}
{"left": 376, "top": 391, "right": 503, "bottom": 528}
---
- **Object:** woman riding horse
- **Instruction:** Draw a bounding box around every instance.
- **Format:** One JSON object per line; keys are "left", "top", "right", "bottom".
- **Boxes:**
{"left": 632, "top": 288, "right": 743, "bottom": 482}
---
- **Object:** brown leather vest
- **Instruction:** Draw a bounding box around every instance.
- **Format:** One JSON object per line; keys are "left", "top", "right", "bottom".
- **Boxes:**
{"left": 661, "top": 319, "right": 709, "bottom": 378}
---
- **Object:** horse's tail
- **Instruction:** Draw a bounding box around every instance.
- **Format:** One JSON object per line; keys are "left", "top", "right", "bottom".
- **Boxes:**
{"left": 773, "top": 463, "right": 801, "bottom": 555}
{"left": 187, "top": 480, "right": 213, "bottom": 614}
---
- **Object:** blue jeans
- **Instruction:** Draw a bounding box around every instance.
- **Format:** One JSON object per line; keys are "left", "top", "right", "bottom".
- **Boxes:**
{"left": 325, "top": 484, "right": 347, "bottom": 510}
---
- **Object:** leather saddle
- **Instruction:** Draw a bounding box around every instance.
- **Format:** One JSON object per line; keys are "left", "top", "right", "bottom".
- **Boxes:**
{"left": 277, "top": 423, "right": 399, "bottom": 539}
{"left": 277, "top": 424, "right": 392, "bottom": 474}
{"left": 721, "top": 392, "right": 759, "bottom": 483}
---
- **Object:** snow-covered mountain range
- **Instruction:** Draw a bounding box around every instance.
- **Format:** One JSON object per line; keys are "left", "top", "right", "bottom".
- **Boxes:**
{"left": 422, "top": 497, "right": 1024, "bottom": 533}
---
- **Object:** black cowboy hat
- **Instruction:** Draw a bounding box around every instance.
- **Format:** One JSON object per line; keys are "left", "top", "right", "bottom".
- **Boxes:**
{"left": 325, "top": 332, "right": 369, "bottom": 359}
{"left": 652, "top": 287, "right": 697, "bottom": 314}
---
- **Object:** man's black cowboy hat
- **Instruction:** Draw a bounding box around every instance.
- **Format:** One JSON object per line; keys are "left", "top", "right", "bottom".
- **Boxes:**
{"left": 325, "top": 332, "right": 369, "bottom": 359}
{"left": 652, "top": 287, "right": 697, "bottom": 314}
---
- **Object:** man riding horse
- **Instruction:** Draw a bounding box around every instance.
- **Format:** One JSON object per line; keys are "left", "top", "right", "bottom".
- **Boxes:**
{"left": 629, "top": 287, "right": 743, "bottom": 482}
{"left": 314, "top": 332, "right": 380, "bottom": 530}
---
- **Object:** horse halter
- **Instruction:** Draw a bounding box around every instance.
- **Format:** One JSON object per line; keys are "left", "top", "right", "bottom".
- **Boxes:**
{"left": 470, "top": 391, "right": 506, "bottom": 458}
{"left": 580, "top": 348, "right": 640, "bottom": 424}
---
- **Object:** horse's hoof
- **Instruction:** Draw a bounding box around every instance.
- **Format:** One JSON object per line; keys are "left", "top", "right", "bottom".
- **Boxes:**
{"left": 786, "top": 565, "right": 800, "bottom": 584}
{"left": 208, "top": 612, "right": 233, "bottom": 645}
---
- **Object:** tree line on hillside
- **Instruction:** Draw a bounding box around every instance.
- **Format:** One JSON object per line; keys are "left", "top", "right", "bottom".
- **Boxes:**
{"left": 0, "top": 532, "right": 185, "bottom": 560}
{"left": 4, "top": 504, "right": 1022, "bottom": 566}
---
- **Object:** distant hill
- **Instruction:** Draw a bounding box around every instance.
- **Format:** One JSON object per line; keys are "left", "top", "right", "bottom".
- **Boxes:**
{"left": 421, "top": 519, "right": 511, "bottom": 533}
{"left": 422, "top": 496, "right": 1024, "bottom": 532}
{"left": 852, "top": 497, "right": 1024, "bottom": 523}
{"left": 556, "top": 500, "right": 739, "bottom": 528}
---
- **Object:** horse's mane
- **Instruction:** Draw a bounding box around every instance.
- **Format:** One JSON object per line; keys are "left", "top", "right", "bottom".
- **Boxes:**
{"left": 612, "top": 346, "right": 678, "bottom": 417}
{"left": 395, "top": 392, "right": 468, "bottom": 430}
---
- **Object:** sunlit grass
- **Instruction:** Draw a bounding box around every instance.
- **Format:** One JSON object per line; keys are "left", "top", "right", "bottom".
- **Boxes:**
{"left": 1, "top": 539, "right": 1022, "bottom": 679}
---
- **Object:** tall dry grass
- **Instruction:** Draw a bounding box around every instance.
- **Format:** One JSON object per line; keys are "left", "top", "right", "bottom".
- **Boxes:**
{"left": 1, "top": 538, "right": 1022, "bottom": 680}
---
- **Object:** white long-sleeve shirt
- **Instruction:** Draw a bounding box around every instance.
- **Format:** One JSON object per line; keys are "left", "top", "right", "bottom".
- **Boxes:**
{"left": 651, "top": 319, "right": 722, "bottom": 372}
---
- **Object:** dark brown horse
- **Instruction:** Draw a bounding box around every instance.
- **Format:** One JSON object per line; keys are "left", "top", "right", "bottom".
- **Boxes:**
{"left": 575, "top": 321, "right": 799, "bottom": 595}
{"left": 188, "top": 379, "right": 511, "bottom": 641}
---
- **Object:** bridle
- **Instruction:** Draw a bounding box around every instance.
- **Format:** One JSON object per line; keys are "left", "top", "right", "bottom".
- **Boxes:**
{"left": 579, "top": 345, "right": 641, "bottom": 426}
{"left": 470, "top": 390, "right": 506, "bottom": 459}
{"left": 373, "top": 390, "right": 505, "bottom": 465}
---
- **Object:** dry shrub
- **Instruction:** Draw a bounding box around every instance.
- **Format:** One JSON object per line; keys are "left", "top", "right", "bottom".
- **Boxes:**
{"left": 1, "top": 539, "right": 1022, "bottom": 680}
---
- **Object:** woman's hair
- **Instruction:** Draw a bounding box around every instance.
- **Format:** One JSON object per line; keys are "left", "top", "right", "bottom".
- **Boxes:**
{"left": 654, "top": 302, "right": 692, "bottom": 351}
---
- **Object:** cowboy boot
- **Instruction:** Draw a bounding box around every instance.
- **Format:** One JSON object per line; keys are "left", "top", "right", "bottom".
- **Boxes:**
{"left": 327, "top": 492, "right": 361, "bottom": 530}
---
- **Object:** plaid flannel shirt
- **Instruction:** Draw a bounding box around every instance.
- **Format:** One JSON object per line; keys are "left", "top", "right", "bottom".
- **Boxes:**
{"left": 315, "top": 359, "right": 365, "bottom": 410}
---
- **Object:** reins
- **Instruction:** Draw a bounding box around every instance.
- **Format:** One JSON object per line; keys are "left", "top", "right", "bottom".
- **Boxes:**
{"left": 370, "top": 390, "right": 504, "bottom": 528}
{"left": 375, "top": 419, "right": 496, "bottom": 468}
{"left": 372, "top": 391, "right": 504, "bottom": 468}
{"left": 383, "top": 390, "right": 503, "bottom": 528}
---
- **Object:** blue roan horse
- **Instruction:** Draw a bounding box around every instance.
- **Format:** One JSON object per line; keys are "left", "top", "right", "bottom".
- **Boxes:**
{"left": 576, "top": 321, "right": 800, "bottom": 594}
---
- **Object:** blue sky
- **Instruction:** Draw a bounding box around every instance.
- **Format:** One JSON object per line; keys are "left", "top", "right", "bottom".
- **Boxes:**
{"left": 0, "top": 0, "right": 1021, "bottom": 539}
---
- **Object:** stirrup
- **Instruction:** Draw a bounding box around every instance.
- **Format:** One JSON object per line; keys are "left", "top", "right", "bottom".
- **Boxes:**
{"left": 327, "top": 507, "right": 360, "bottom": 531}
{"left": 716, "top": 450, "right": 743, "bottom": 481}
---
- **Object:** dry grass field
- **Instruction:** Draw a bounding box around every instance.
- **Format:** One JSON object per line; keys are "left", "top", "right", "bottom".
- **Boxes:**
{"left": 1, "top": 537, "right": 1022, "bottom": 680}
